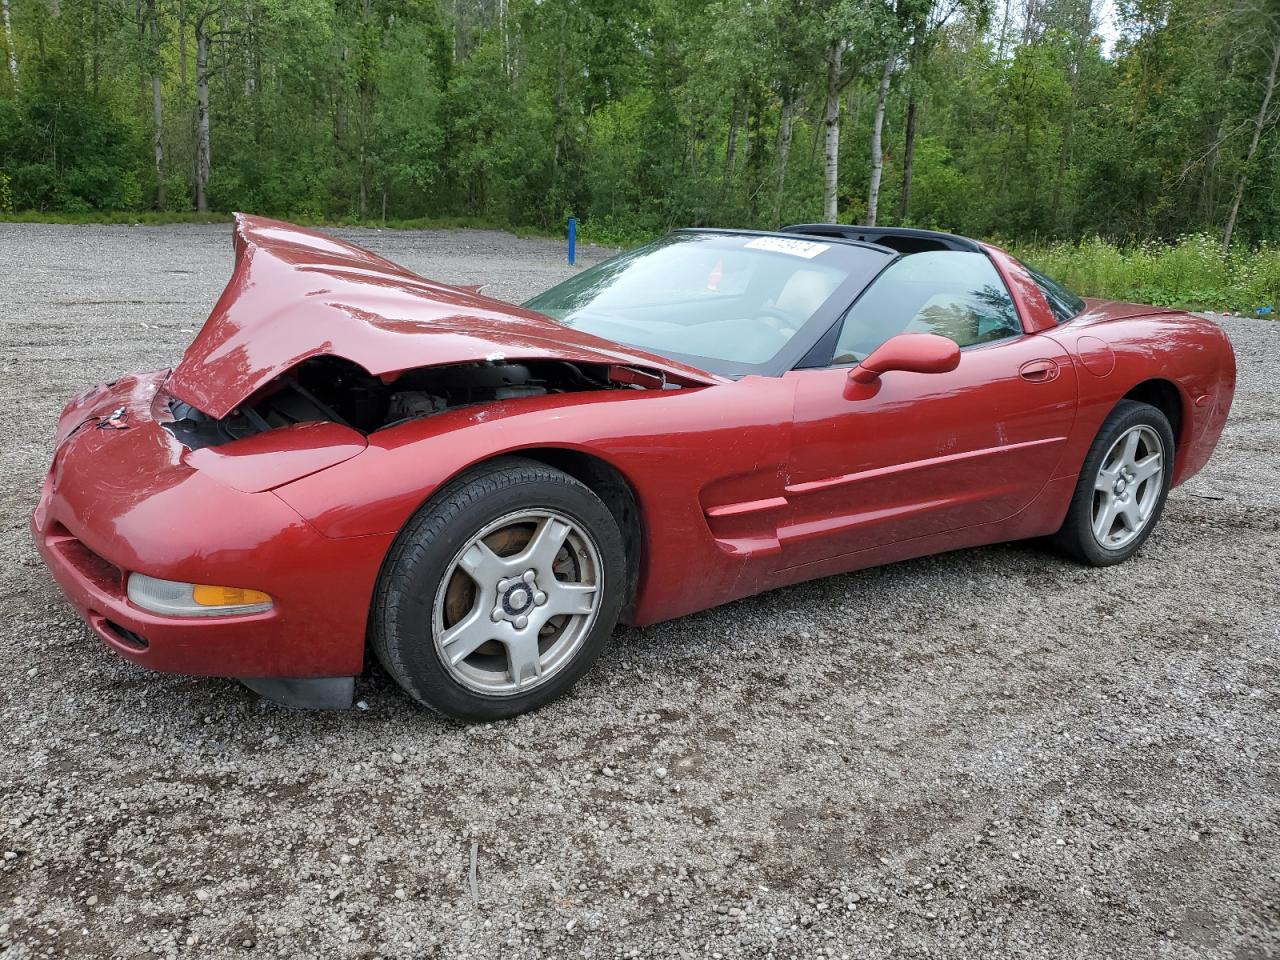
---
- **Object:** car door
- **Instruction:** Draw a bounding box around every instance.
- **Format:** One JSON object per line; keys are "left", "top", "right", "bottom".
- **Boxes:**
{"left": 778, "top": 249, "right": 1077, "bottom": 569}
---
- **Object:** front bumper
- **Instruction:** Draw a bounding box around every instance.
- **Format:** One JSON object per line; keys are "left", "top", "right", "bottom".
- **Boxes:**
{"left": 32, "top": 370, "right": 392, "bottom": 682}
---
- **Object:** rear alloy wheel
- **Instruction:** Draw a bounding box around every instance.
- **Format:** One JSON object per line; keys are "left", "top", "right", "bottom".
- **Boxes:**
{"left": 1054, "top": 399, "right": 1175, "bottom": 566}
{"left": 371, "top": 458, "right": 626, "bottom": 720}
{"left": 1090, "top": 424, "right": 1165, "bottom": 550}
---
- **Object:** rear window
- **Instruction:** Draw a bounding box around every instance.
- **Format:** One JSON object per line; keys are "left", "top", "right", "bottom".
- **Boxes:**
{"left": 1024, "top": 264, "right": 1086, "bottom": 323}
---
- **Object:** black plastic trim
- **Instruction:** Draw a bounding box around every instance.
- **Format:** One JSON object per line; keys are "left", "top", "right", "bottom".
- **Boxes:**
{"left": 780, "top": 224, "right": 983, "bottom": 254}
{"left": 103, "top": 620, "right": 149, "bottom": 651}
{"left": 241, "top": 676, "right": 356, "bottom": 710}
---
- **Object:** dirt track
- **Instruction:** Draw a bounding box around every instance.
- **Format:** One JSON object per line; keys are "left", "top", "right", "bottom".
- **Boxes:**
{"left": 0, "top": 222, "right": 1277, "bottom": 959}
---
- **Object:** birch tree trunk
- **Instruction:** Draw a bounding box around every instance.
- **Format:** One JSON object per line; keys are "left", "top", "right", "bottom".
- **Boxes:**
{"left": 358, "top": 143, "right": 367, "bottom": 218}
{"left": 896, "top": 90, "right": 916, "bottom": 221}
{"left": 357, "top": 0, "right": 373, "bottom": 218}
{"left": 1051, "top": 0, "right": 1092, "bottom": 233}
{"left": 866, "top": 54, "right": 894, "bottom": 226}
{"left": 2, "top": 0, "right": 17, "bottom": 84}
{"left": 152, "top": 72, "right": 166, "bottom": 207}
{"left": 1203, "top": 116, "right": 1225, "bottom": 223}
{"left": 498, "top": 0, "right": 509, "bottom": 75}
{"left": 92, "top": 0, "right": 101, "bottom": 93}
{"left": 772, "top": 93, "right": 796, "bottom": 223}
{"left": 178, "top": 0, "right": 188, "bottom": 87}
{"left": 823, "top": 39, "right": 847, "bottom": 223}
{"left": 724, "top": 117, "right": 738, "bottom": 182}
{"left": 242, "top": 1, "right": 254, "bottom": 95}
{"left": 724, "top": 92, "right": 742, "bottom": 185}
{"left": 147, "top": 0, "right": 165, "bottom": 209}
{"left": 195, "top": 17, "right": 212, "bottom": 213}
{"left": 1222, "top": 39, "right": 1280, "bottom": 255}
{"left": 997, "top": 0, "right": 1012, "bottom": 61}
{"left": 551, "top": 7, "right": 566, "bottom": 176}
{"left": 335, "top": 45, "right": 348, "bottom": 143}
{"left": 896, "top": 94, "right": 916, "bottom": 221}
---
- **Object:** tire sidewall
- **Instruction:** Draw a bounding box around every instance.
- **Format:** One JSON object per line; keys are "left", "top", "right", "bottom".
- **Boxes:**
{"left": 374, "top": 462, "right": 626, "bottom": 721}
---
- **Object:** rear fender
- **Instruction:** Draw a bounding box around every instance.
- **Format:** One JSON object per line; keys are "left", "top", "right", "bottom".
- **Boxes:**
{"left": 1051, "top": 312, "right": 1235, "bottom": 487}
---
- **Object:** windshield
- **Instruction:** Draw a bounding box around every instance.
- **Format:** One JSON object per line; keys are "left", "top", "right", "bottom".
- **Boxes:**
{"left": 1024, "top": 263, "right": 1086, "bottom": 323}
{"left": 524, "top": 232, "right": 873, "bottom": 373}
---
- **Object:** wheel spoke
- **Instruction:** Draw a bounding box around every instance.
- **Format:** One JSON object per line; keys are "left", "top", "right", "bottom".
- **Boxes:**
{"left": 545, "top": 581, "right": 597, "bottom": 617}
{"left": 457, "top": 540, "right": 506, "bottom": 581}
{"left": 518, "top": 517, "right": 573, "bottom": 574}
{"left": 1119, "top": 497, "right": 1145, "bottom": 533}
{"left": 504, "top": 632, "right": 543, "bottom": 687}
{"left": 1132, "top": 452, "right": 1162, "bottom": 484}
{"left": 440, "top": 609, "right": 495, "bottom": 664}
{"left": 1092, "top": 494, "right": 1120, "bottom": 543}
{"left": 1095, "top": 465, "right": 1118, "bottom": 493}
{"left": 1120, "top": 429, "right": 1142, "bottom": 469}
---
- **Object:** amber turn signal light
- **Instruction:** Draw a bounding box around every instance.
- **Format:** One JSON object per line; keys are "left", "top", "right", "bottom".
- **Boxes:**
{"left": 127, "top": 573, "right": 274, "bottom": 618}
{"left": 192, "top": 584, "right": 273, "bottom": 607}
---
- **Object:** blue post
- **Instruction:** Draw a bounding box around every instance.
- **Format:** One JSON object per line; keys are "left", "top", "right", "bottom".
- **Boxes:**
{"left": 567, "top": 217, "right": 577, "bottom": 266}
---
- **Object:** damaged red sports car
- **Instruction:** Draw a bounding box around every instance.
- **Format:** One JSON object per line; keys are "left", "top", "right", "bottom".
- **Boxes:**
{"left": 33, "top": 216, "right": 1236, "bottom": 718}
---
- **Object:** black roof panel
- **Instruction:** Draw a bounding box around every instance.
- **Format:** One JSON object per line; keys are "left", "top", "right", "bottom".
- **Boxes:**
{"left": 780, "top": 224, "right": 982, "bottom": 254}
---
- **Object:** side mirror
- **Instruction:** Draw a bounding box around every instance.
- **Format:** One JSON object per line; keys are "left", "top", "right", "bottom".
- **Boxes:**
{"left": 848, "top": 333, "right": 960, "bottom": 386}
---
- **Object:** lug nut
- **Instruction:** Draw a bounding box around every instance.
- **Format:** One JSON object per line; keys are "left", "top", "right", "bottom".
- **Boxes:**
{"left": 515, "top": 615, "right": 529, "bottom": 629}
{"left": 522, "top": 570, "right": 537, "bottom": 583}
{"left": 534, "top": 591, "right": 546, "bottom": 606}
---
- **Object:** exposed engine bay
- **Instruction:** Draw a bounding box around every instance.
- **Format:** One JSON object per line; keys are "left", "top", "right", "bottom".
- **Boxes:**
{"left": 165, "top": 356, "right": 673, "bottom": 450}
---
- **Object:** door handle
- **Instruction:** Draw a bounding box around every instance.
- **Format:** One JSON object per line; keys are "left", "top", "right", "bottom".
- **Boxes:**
{"left": 1019, "top": 359, "right": 1059, "bottom": 383}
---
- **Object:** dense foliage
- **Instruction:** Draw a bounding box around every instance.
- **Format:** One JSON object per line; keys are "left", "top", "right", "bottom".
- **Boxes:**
{"left": 2, "top": 0, "right": 1279, "bottom": 271}
{"left": 1017, "top": 234, "right": 1280, "bottom": 311}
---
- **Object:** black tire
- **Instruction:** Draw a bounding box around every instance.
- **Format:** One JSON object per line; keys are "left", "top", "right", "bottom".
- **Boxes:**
{"left": 370, "top": 457, "right": 626, "bottom": 721}
{"left": 1053, "top": 399, "right": 1176, "bottom": 566}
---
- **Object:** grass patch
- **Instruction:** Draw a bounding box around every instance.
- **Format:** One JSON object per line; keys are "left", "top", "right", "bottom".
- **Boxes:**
{"left": 1014, "top": 233, "right": 1280, "bottom": 314}
{"left": 0, "top": 208, "right": 564, "bottom": 240}
{"left": 0, "top": 209, "right": 234, "bottom": 225}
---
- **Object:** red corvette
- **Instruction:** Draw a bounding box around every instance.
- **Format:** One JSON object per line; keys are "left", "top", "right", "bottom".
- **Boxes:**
{"left": 32, "top": 216, "right": 1235, "bottom": 718}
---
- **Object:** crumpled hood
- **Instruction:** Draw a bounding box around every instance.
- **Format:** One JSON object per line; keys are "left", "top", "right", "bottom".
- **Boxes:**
{"left": 167, "top": 215, "right": 719, "bottom": 419}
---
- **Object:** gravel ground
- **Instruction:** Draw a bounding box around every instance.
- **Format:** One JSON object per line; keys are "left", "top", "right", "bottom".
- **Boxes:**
{"left": 0, "top": 222, "right": 1277, "bottom": 960}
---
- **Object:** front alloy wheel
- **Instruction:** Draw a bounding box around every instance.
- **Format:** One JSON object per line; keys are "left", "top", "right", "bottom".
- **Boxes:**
{"left": 371, "top": 457, "right": 626, "bottom": 720}
{"left": 433, "top": 509, "right": 604, "bottom": 696}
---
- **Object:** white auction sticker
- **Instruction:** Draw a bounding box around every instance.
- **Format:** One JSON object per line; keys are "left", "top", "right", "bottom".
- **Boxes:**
{"left": 743, "top": 236, "right": 831, "bottom": 259}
